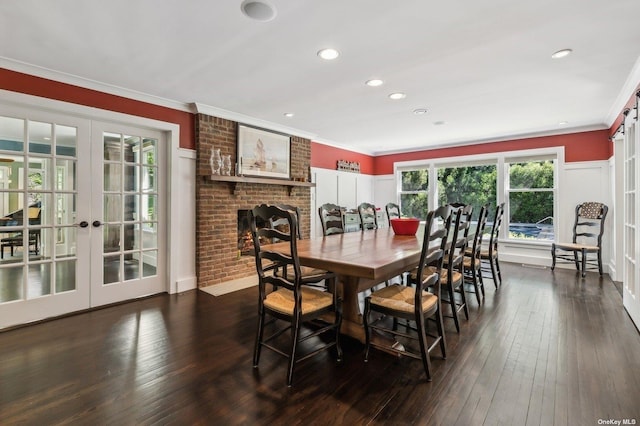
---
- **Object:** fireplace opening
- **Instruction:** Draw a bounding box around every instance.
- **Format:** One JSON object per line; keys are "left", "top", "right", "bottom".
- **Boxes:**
{"left": 237, "top": 210, "right": 257, "bottom": 256}
{"left": 237, "top": 208, "right": 294, "bottom": 256}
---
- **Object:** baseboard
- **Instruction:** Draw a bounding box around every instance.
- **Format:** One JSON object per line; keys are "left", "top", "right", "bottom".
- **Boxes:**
{"left": 175, "top": 276, "right": 197, "bottom": 293}
{"left": 199, "top": 275, "right": 258, "bottom": 296}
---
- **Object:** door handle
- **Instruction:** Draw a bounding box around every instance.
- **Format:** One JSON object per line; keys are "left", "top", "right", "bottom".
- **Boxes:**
{"left": 92, "top": 220, "right": 103, "bottom": 228}
{"left": 77, "top": 221, "right": 89, "bottom": 228}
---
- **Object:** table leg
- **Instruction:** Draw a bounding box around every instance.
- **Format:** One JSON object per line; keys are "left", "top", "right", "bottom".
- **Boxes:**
{"left": 336, "top": 274, "right": 402, "bottom": 354}
{"left": 338, "top": 274, "right": 366, "bottom": 342}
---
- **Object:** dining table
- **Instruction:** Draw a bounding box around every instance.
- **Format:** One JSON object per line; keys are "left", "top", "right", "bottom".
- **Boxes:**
{"left": 270, "top": 227, "right": 424, "bottom": 343}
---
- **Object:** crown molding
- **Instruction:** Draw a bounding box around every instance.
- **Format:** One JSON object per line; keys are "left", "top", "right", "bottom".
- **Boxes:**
{"left": 606, "top": 55, "right": 640, "bottom": 127}
{"left": 0, "top": 57, "right": 193, "bottom": 113}
{"left": 191, "top": 102, "right": 317, "bottom": 140}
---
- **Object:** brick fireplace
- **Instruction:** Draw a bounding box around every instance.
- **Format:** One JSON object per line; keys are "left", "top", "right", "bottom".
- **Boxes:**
{"left": 195, "top": 114, "right": 312, "bottom": 288}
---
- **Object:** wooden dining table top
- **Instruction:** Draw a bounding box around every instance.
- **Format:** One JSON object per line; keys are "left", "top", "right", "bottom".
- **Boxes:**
{"left": 270, "top": 227, "right": 424, "bottom": 282}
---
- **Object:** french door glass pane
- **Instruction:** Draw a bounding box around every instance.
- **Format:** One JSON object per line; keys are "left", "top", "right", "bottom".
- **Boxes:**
{"left": 27, "top": 263, "right": 51, "bottom": 298}
{"left": 104, "top": 194, "right": 121, "bottom": 222}
{"left": 104, "top": 164, "right": 121, "bottom": 191}
{"left": 104, "top": 224, "right": 121, "bottom": 253}
{"left": 0, "top": 116, "right": 25, "bottom": 152}
{"left": 28, "top": 121, "right": 52, "bottom": 155}
{"left": 55, "top": 124, "right": 77, "bottom": 157}
{"left": 143, "top": 251, "right": 157, "bottom": 277}
{"left": 104, "top": 254, "right": 121, "bottom": 284}
{"left": 55, "top": 259, "right": 76, "bottom": 292}
{"left": 0, "top": 266, "right": 23, "bottom": 301}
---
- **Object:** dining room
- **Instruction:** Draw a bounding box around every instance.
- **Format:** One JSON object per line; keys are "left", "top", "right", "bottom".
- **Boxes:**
{"left": 2, "top": 0, "right": 640, "bottom": 423}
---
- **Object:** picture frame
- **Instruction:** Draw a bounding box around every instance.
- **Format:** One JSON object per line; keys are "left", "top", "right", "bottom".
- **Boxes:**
{"left": 237, "top": 124, "right": 291, "bottom": 179}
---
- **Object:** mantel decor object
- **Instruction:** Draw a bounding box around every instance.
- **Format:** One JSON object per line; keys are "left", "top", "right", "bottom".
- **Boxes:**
{"left": 210, "top": 147, "right": 222, "bottom": 175}
{"left": 223, "top": 154, "right": 232, "bottom": 176}
{"left": 237, "top": 124, "right": 290, "bottom": 179}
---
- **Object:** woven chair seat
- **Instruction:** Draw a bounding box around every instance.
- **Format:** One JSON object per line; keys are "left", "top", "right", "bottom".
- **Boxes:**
{"left": 463, "top": 257, "right": 480, "bottom": 270}
{"left": 370, "top": 284, "right": 437, "bottom": 314}
{"left": 264, "top": 286, "right": 333, "bottom": 316}
{"left": 553, "top": 242, "right": 599, "bottom": 252}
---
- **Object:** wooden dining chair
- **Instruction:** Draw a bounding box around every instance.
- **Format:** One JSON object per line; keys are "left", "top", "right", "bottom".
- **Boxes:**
{"left": 551, "top": 202, "right": 608, "bottom": 277}
{"left": 463, "top": 204, "right": 489, "bottom": 305}
{"left": 358, "top": 202, "right": 378, "bottom": 230}
{"left": 481, "top": 203, "right": 505, "bottom": 288}
{"left": 318, "top": 203, "right": 345, "bottom": 236}
{"left": 385, "top": 202, "right": 401, "bottom": 226}
{"left": 250, "top": 204, "right": 343, "bottom": 387}
{"left": 415, "top": 204, "right": 471, "bottom": 332}
{"left": 364, "top": 205, "right": 452, "bottom": 380}
{"left": 274, "top": 203, "right": 302, "bottom": 240}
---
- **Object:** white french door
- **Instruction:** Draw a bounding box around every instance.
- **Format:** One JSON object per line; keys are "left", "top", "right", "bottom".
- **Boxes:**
{"left": 90, "top": 122, "right": 165, "bottom": 306}
{"left": 623, "top": 108, "right": 640, "bottom": 329}
{"left": 0, "top": 104, "right": 166, "bottom": 329}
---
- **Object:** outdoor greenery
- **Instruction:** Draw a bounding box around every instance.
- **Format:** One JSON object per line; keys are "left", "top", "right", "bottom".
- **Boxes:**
{"left": 438, "top": 165, "right": 497, "bottom": 218}
{"left": 508, "top": 161, "right": 554, "bottom": 223}
{"left": 399, "top": 160, "right": 555, "bottom": 240}
{"left": 400, "top": 169, "right": 428, "bottom": 219}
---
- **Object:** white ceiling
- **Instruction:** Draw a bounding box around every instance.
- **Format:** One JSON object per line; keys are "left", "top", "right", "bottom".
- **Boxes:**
{"left": 1, "top": 0, "right": 640, "bottom": 155}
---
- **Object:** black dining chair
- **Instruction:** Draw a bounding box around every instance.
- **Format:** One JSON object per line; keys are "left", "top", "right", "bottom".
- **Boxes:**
{"left": 481, "top": 203, "right": 505, "bottom": 288}
{"left": 364, "top": 205, "right": 452, "bottom": 380}
{"left": 385, "top": 202, "right": 401, "bottom": 226}
{"left": 551, "top": 202, "right": 608, "bottom": 277}
{"left": 413, "top": 204, "right": 470, "bottom": 332}
{"left": 250, "top": 204, "right": 343, "bottom": 387}
{"left": 318, "top": 203, "right": 345, "bottom": 236}
{"left": 358, "top": 202, "right": 378, "bottom": 230}
{"left": 463, "top": 204, "right": 489, "bottom": 305}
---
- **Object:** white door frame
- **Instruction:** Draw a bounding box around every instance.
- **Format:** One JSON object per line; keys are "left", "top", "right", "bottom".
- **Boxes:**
{"left": 0, "top": 89, "right": 182, "bottom": 297}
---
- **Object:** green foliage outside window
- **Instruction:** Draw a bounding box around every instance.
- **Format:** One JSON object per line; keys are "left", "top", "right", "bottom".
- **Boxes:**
{"left": 508, "top": 161, "right": 554, "bottom": 223}
{"left": 437, "top": 165, "right": 497, "bottom": 217}
{"left": 400, "top": 170, "right": 428, "bottom": 219}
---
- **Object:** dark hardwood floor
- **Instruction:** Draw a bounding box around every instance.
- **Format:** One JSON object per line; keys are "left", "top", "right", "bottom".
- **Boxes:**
{"left": 1, "top": 263, "right": 639, "bottom": 425}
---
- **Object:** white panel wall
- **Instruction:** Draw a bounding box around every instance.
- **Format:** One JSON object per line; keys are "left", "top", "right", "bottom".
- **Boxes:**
{"left": 311, "top": 167, "right": 381, "bottom": 238}
{"left": 173, "top": 149, "right": 197, "bottom": 292}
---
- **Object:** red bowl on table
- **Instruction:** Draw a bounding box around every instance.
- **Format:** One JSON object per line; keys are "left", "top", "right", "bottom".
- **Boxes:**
{"left": 390, "top": 218, "right": 420, "bottom": 235}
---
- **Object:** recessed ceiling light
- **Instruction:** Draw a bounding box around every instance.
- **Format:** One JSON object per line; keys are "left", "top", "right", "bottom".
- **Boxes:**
{"left": 559, "top": 121, "right": 569, "bottom": 125}
{"left": 317, "top": 48, "right": 339, "bottom": 60}
{"left": 413, "top": 108, "right": 428, "bottom": 115}
{"left": 551, "top": 49, "right": 573, "bottom": 59}
{"left": 283, "top": 112, "right": 294, "bottom": 118}
{"left": 365, "top": 79, "right": 384, "bottom": 87}
{"left": 433, "top": 121, "right": 446, "bottom": 126}
{"left": 240, "top": 0, "right": 277, "bottom": 22}
{"left": 388, "top": 92, "right": 406, "bottom": 100}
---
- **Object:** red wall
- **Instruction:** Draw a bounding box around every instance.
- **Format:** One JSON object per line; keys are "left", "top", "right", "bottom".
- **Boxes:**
{"left": 311, "top": 142, "right": 375, "bottom": 174}
{"left": 0, "top": 68, "right": 195, "bottom": 150}
{"left": 1, "top": 67, "right": 619, "bottom": 166}
{"left": 374, "top": 130, "right": 611, "bottom": 175}
{"left": 312, "top": 130, "right": 611, "bottom": 176}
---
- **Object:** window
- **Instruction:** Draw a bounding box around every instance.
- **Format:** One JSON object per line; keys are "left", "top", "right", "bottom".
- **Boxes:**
{"left": 506, "top": 158, "right": 555, "bottom": 241}
{"left": 399, "top": 169, "right": 428, "bottom": 220}
{"left": 395, "top": 148, "right": 560, "bottom": 244}
{"left": 437, "top": 164, "right": 497, "bottom": 216}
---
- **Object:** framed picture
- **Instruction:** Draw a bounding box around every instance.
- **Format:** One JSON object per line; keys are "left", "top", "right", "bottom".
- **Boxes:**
{"left": 237, "top": 124, "right": 291, "bottom": 179}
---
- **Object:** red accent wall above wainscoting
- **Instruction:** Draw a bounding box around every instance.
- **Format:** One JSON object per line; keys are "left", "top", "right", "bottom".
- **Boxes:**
{"left": 311, "top": 142, "right": 375, "bottom": 175}
{"left": 0, "top": 68, "right": 195, "bottom": 150}
{"left": 312, "top": 130, "right": 611, "bottom": 176}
